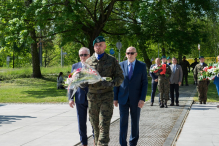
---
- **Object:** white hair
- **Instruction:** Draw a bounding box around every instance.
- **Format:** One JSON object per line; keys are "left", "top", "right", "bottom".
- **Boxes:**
{"left": 126, "top": 46, "right": 137, "bottom": 52}
{"left": 79, "top": 47, "right": 90, "bottom": 54}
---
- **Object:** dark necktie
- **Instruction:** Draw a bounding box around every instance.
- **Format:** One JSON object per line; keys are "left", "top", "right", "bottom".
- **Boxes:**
{"left": 129, "top": 63, "right": 133, "bottom": 80}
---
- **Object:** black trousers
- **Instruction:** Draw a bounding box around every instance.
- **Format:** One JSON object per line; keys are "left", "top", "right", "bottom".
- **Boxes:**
{"left": 151, "top": 82, "right": 158, "bottom": 103}
{"left": 170, "top": 84, "right": 179, "bottom": 104}
{"left": 182, "top": 73, "right": 188, "bottom": 85}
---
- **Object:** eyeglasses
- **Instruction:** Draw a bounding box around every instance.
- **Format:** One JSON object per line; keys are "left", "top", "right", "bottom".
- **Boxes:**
{"left": 126, "top": 52, "right": 136, "bottom": 55}
{"left": 79, "top": 54, "right": 88, "bottom": 57}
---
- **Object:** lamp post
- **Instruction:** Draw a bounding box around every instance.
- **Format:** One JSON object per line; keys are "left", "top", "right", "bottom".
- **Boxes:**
{"left": 198, "top": 44, "right": 200, "bottom": 57}
{"left": 116, "top": 41, "right": 122, "bottom": 63}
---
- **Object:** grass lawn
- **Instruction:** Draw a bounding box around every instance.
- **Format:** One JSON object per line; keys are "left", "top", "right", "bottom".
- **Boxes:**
{"left": 0, "top": 76, "right": 68, "bottom": 103}
{"left": 0, "top": 66, "right": 72, "bottom": 81}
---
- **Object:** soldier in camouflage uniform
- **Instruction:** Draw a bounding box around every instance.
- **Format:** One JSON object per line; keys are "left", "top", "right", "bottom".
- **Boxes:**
{"left": 84, "top": 36, "right": 124, "bottom": 146}
{"left": 156, "top": 56, "right": 172, "bottom": 108}
{"left": 179, "top": 56, "right": 190, "bottom": 86}
{"left": 193, "top": 56, "right": 209, "bottom": 104}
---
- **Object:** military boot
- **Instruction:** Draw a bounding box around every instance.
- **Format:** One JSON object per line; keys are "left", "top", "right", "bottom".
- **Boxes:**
{"left": 160, "top": 102, "right": 164, "bottom": 108}
{"left": 164, "top": 102, "right": 168, "bottom": 108}
{"left": 199, "top": 101, "right": 202, "bottom": 104}
{"left": 203, "top": 101, "right": 206, "bottom": 104}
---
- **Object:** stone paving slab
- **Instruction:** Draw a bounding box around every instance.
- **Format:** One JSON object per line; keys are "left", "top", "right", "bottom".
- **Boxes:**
{"left": 0, "top": 103, "right": 120, "bottom": 146}
{"left": 85, "top": 85, "right": 196, "bottom": 146}
{"left": 176, "top": 104, "right": 219, "bottom": 146}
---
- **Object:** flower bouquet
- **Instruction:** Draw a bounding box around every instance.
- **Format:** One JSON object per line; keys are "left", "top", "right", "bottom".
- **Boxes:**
{"left": 150, "top": 64, "right": 166, "bottom": 75}
{"left": 198, "top": 63, "right": 219, "bottom": 81}
{"left": 150, "top": 64, "right": 162, "bottom": 73}
{"left": 65, "top": 63, "right": 112, "bottom": 99}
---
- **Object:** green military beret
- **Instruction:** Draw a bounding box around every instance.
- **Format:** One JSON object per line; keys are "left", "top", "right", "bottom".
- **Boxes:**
{"left": 167, "top": 56, "right": 171, "bottom": 60}
{"left": 93, "top": 36, "right": 106, "bottom": 46}
{"left": 199, "top": 56, "right": 204, "bottom": 59}
{"left": 161, "top": 56, "right": 166, "bottom": 59}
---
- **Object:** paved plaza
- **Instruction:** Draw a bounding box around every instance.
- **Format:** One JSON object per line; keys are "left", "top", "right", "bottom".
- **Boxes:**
{"left": 0, "top": 104, "right": 119, "bottom": 146}
{"left": 176, "top": 104, "right": 219, "bottom": 146}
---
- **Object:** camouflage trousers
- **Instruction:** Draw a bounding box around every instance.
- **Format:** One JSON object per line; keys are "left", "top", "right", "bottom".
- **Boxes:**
{"left": 158, "top": 82, "right": 170, "bottom": 103}
{"left": 87, "top": 91, "right": 114, "bottom": 146}
{"left": 197, "top": 81, "right": 209, "bottom": 102}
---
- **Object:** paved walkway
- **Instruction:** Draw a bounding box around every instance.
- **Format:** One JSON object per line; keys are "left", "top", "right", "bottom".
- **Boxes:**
{"left": 176, "top": 104, "right": 219, "bottom": 146}
{"left": 0, "top": 104, "right": 120, "bottom": 146}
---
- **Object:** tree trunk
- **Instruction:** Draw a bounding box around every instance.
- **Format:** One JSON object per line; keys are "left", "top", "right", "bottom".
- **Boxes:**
{"left": 138, "top": 43, "right": 152, "bottom": 74}
{"left": 162, "top": 46, "right": 166, "bottom": 56}
{"left": 178, "top": 51, "right": 182, "bottom": 64}
{"left": 25, "top": 0, "right": 42, "bottom": 78}
{"left": 13, "top": 50, "right": 14, "bottom": 68}
{"left": 30, "top": 29, "right": 42, "bottom": 78}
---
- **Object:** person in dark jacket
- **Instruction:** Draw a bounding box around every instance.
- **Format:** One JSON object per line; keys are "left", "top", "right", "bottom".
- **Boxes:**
{"left": 149, "top": 58, "right": 160, "bottom": 106}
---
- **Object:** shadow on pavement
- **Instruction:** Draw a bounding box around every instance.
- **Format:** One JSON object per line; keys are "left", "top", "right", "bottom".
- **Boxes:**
{"left": 0, "top": 115, "right": 36, "bottom": 126}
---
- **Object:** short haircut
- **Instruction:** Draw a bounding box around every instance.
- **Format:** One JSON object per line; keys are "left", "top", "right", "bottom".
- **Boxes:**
{"left": 172, "top": 57, "right": 177, "bottom": 61}
{"left": 79, "top": 47, "right": 90, "bottom": 54}
{"left": 126, "top": 46, "right": 137, "bottom": 52}
{"left": 183, "top": 56, "right": 186, "bottom": 58}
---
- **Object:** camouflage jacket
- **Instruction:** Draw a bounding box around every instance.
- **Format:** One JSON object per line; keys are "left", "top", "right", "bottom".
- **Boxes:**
{"left": 179, "top": 60, "right": 190, "bottom": 73}
{"left": 193, "top": 63, "right": 208, "bottom": 83}
{"left": 86, "top": 53, "right": 124, "bottom": 91}
{"left": 156, "top": 64, "right": 172, "bottom": 85}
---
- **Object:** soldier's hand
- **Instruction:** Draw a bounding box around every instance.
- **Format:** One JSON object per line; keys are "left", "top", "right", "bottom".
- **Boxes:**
{"left": 101, "top": 80, "right": 114, "bottom": 87}
{"left": 79, "top": 82, "right": 88, "bottom": 88}
{"left": 138, "top": 100, "right": 145, "bottom": 108}
{"left": 69, "top": 100, "right": 75, "bottom": 108}
{"left": 178, "top": 82, "right": 181, "bottom": 86}
{"left": 114, "top": 100, "right": 118, "bottom": 107}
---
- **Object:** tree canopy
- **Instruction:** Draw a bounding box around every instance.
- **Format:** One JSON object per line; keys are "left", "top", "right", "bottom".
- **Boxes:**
{"left": 0, "top": 0, "right": 219, "bottom": 76}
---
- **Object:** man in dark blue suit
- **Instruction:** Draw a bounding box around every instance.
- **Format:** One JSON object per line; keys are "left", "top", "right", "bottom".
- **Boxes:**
{"left": 68, "top": 47, "right": 93, "bottom": 146}
{"left": 149, "top": 58, "right": 160, "bottom": 106}
{"left": 114, "top": 46, "right": 148, "bottom": 146}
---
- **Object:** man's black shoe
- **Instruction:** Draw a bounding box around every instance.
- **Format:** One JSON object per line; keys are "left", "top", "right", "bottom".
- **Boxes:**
{"left": 200, "top": 101, "right": 202, "bottom": 104}
{"left": 165, "top": 104, "right": 168, "bottom": 108}
{"left": 150, "top": 102, "right": 153, "bottom": 106}
{"left": 160, "top": 103, "right": 164, "bottom": 108}
{"left": 170, "top": 103, "right": 174, "bottom": 106}
{"left": 176, "top": 103, "right": 179, "bottom": 106}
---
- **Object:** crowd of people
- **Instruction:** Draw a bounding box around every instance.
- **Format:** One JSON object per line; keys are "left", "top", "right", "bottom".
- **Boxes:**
{"left": 62, "top": 36, "right": 215, "bottom": 146}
